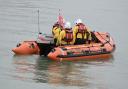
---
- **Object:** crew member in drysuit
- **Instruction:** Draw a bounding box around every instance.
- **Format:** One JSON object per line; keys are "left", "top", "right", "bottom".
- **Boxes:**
{"left": 52, "top": 22, "right": 63, "bottom": 46}
{"left": 58, "top": 22, "right": 74, "bottom": 46}
{"left": 73, "top": 19, "right": 92, "bottom": 45}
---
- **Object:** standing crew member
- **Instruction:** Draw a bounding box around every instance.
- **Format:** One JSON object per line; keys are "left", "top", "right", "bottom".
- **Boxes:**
{"left": 58, "top": 22, "right": 74, "bottom": 45}
{"left": 52, "top": 22, "right": 63, "bottom": 46}
{"left": 73, "top": 19, "right": 92, "bottom": 45}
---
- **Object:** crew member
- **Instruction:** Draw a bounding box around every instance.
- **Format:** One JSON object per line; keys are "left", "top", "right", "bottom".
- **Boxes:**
{"left": 58, "top": 22, "right": 74, "bottom": 45}
{"left": 73, "top": 19, "right": 92, "bottom": 45}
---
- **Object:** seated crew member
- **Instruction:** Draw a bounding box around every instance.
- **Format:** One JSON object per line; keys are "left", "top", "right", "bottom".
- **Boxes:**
{"left": 73, "top": 19, "right": 92, "bottom": 45}
{"left": 58, "top": 22, "right": 74, "bottom": 46}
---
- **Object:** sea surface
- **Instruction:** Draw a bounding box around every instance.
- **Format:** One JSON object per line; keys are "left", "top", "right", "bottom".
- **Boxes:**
{"left": 0, "top": 0, "right": 128, "bottom": 89}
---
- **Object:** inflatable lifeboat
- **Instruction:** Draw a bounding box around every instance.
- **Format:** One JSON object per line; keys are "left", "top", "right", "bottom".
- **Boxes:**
{"left": 47, "top": 32, "right": 116, "bottom": 61}
{"left": 12, "top": 33, "right": 54, "bottom": 55}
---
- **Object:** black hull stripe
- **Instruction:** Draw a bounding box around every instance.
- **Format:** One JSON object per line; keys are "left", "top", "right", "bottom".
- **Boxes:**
{"left": 57, "top": 51, "right": 111, "bottom": 58}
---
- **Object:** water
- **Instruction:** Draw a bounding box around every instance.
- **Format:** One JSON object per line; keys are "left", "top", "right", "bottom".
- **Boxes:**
{"left": 0, "top": 0, "right": 128, "bottom": 89}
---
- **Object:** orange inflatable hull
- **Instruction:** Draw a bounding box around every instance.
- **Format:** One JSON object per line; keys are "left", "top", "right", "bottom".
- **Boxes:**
{"left": 12, "top": 41, "right": 40, "bottom": 55}
{"left": 48, "top": 32, "right": 115, "bottom": 61}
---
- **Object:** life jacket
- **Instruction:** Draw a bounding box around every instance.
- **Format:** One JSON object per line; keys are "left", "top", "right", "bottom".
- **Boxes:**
{"left": 76, "top": 23, "right": 87, "bottom": 39}
{"left": 63, "top": 29, "right": 73, "bottom": 43}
